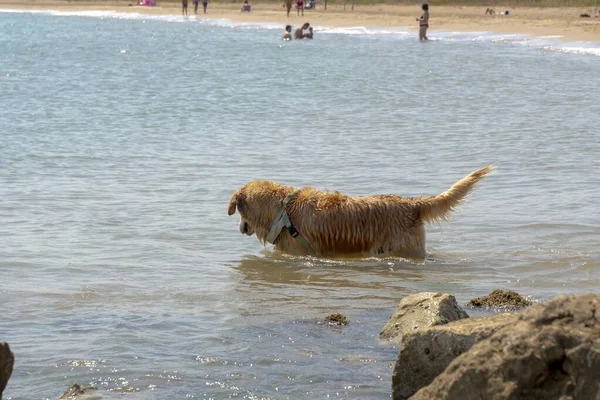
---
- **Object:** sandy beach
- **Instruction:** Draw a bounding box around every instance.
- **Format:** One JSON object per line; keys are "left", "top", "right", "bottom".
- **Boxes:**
{"left": 1, "top": 0, "right": 599, "bottom": 42}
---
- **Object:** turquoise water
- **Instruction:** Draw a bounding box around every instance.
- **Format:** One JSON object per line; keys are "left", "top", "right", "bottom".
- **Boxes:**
{"left": 1, "top": 9, "right": 599, "bottom": 399}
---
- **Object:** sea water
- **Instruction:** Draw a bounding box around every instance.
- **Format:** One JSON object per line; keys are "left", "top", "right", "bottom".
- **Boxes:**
{"left": 1, "top": 9, "right": 599, "bottom": 399}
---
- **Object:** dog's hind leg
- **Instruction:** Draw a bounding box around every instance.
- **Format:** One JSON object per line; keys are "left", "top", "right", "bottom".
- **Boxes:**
{"left": 391, "top": 225, "right": 427, "bottom": 259}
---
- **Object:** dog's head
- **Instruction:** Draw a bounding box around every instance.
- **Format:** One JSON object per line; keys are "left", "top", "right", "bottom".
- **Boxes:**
{"left": 228, "top": 181, "right": 293, "bottom": 241}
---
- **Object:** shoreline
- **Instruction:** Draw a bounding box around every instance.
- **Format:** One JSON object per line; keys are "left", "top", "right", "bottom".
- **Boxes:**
{"left": 1, "top": 1, "right": 599, "bottom": 42}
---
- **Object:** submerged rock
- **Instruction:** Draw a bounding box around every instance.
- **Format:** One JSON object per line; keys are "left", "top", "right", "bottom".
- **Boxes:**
{"left": 392, "top": 313, "right": 519, "bottom": 400}
{"left": 0, "top": 343, "right": 14, "bottom": 400}
{"left": 325, "top": 313, "right": 349, "bottom": 326}
{"left": 411, "top": 294, "right": 600, "bottom": 400}
{"left": 380, "top": 293, "right": 469, "bottom": 343}
{"left": 58, "top": 384, "right": 100, "bottom": 399}
{"left": 468, "top": 289, "right": 531, "bottom": 310}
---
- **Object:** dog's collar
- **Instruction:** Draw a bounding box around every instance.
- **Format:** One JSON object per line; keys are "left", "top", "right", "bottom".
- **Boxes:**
{"left": 265, "top": 190, "right": 316, "bottom": 256}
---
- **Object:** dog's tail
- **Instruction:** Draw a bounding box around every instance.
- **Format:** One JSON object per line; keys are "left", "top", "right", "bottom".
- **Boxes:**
{"left": 418, "top": 165, "right": 494, "bottom": 223}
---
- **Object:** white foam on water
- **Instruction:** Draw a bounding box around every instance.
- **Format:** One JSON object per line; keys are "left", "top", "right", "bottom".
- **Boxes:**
{"left": 423, "top": 29, "right": 600, "bottom": 57}
{"left": 542, "top": 45, "right": 600, "bottom": 56}
{"left": 508, "top": 35, "right": 599, "bottom": 57}
{"left": 0, "top": 8, "right": 286, "bottom": 28}
{"left": 317, "top": 26, "right": 410, "bottom": 36}
{"left": 1, "top": 8, "right": 598, "bottom": 56}
{"left": 0, "top": 8, "right": 187, "bottom": 22}
{"left": 197, "top": 18, "right": 282, "bottom": 30}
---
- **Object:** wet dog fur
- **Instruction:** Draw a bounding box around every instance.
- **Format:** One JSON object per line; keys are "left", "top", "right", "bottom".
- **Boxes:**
{"left": 228, "top": 165, "right": 493, "bottom": 258}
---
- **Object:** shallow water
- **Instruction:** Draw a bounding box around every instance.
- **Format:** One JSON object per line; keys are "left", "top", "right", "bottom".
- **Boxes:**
{"left": 1, "top": 10, "right": 599, "bottom": 399}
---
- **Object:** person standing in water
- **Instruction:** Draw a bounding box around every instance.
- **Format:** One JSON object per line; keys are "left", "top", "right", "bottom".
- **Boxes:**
{"left": 294, "top": 22, "right": 313, "bottom": 39}
{"left": 282, "top": 25, "right": 293, "bottom": 40}
{"left": 182, "top": 0, "right": 188, "bottom": 15}
{"left": 416, "top": 3, "right": 429, "bottom": 40}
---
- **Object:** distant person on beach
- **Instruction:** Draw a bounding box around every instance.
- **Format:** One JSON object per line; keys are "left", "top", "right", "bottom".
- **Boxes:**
{"left": 193, "top": 0, "right": 199, "bottom": 14}
{"left": 203, "top": 0, "right": 208, "bottom": 13}
{"left": 297, "top": 0, "right": 304, "bottom": 16}
{"left": 284, "top": 0, "right": 293, "bottom": 17}
{"left": 485, "top": 8, "right": 509, "bottom": 16}
{"left": 416, "top": 3, "right": 429, "bottom": 41}
{"left": 294, "top": 22, "right": 313, "bottom": 39}
{"left": 282, "top": 25, "right": 293, "bottom": 40}
{"left": 241, "top": 0, "right": 252, "bottom": 12}
{"left": 182, "top": 0, "right": 188, "bottom": 15}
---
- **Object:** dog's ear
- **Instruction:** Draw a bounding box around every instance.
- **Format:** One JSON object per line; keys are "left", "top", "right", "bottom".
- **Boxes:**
{"left": 228, "top": 190, "right": 239, "bottom": 216}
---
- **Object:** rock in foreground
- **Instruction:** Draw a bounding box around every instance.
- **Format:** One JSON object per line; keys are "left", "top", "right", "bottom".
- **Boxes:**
{"left": 411, "top": 294, "right": 600, "bottom": 400}
{"left": 468, "top": 289, "right": 531, "bottom": 310}
{"left": 392, "top": 313, "right": 519, "bottom": 400}
{"left": 380, "top": 293, "right": 469, "bottom": 343}
{"left": 0, "top": 342, "right": 14, "bottom": 400}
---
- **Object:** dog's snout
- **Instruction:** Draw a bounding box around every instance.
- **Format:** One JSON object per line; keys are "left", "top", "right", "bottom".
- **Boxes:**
{"left": 238, "top": 218, "right": 253, "bottom": 235}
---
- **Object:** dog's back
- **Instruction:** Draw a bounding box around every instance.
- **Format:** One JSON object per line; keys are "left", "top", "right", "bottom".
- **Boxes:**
{"left": 283, "top": 165, "right": 494, "bottom": 258}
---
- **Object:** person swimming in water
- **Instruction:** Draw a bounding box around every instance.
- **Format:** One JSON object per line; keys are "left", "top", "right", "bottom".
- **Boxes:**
{"left": 294, "top": 22, "right": 313, "bottom": 39}
{"left": 416, "top": 3, "right": 429, "bottom": 41}
{"left": 282, "top": 25, "right": 292, "bottom": 40}
{"left": 306, "top": 26, "right": 313, "bottom": 39}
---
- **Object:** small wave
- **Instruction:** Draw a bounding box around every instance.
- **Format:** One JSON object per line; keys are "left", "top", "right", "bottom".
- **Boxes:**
{"left": 430, "top": 30, "right": 599, "bottom": 57}
{"left": 195, "top": 17, "right": 282, "bottom": 30}
{"left": 0, "top": 8, "right": 186, "bottom": 22}
{"left": 318, "top": 26, "right": 410, "bottom": 36}
{"left": 516, "top": 222, "right": 600, "bottom": 231}
{"left": 0, "top": 8, "right": 281, "bottom": 28}
{"left": 542, "top": 45, "right": 600, "bottom": 57}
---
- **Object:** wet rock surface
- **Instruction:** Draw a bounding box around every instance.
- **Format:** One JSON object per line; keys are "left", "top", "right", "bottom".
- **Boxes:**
{"left": 392, "top": 313, "right": 519, "bottom": 400}
{"left": 380, "top": 292, "right": 469, "bottom": 343}
{"left": 410, "top": 294, "right": 600, "bottom": 400}
{"left": 468, "top": 289, "right": 531, "bottom": 310}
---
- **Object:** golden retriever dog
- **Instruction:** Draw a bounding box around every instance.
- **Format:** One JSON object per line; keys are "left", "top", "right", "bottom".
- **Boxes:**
{"left": 228, "top": 165, "right": 493, "bottom": 258}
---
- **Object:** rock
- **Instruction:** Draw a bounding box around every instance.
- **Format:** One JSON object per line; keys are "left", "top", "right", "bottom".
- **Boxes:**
{"left": 468, "top": 289, "right": 531, "bottom": 310}
{"left": 392, "top": 313, "right": 519, "bottom": 400}
{"left": 325, "top": 313, "right": 349, "bottom": 326}
{"left": 0, "top": 343, "right": 14, "bottom": 400}
{"left": 410, "top": 294, "right": 600, "bottom": 400}
{"left": 380, "top": 293, "right": 469, "bottom": 343}
{"left": 58, "top": 384, "right": 100, "bottom": 400}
